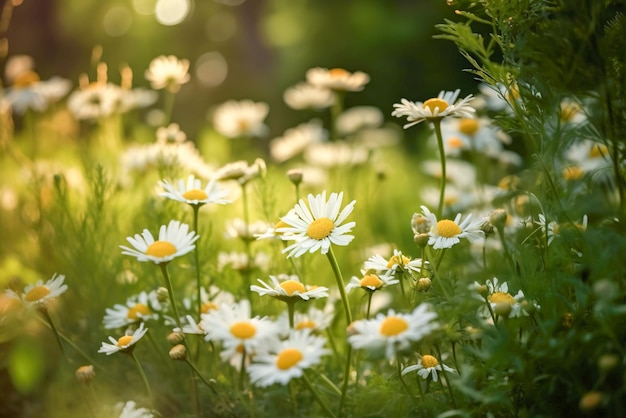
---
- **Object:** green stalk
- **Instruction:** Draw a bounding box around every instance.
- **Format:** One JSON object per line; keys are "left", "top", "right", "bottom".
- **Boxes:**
{"left": 431, "top": 119, "right": 447, "bottom": 219}
{"left": 191, "top": 205, "right": 203, "bottom": 319}
{"left": 158, "top": 263, "right": 184, "bottom": 332}
{"left": 130, "top": 351, "right": 153, "bottom": 400}
{"left": 39, "top": 308, "right": 68, "bottom": 361}
{"left": 302, "top": 372, "right": 338, "bottom": 418}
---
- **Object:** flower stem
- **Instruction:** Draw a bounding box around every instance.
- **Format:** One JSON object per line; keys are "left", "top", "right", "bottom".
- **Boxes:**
{"left": 185, "top": 358, "right": 219, "bottom": 396}
{"left": 241, "top": 182, "right": 254, "bottom": 307}
{"left": 287, "top": 300, "right": 296, "bottom": 329}
{"left": 191, "top": 205, "right": 203, "bottom": 320}
{"left": 130, "top": 351, "right": 153, "bottom": 400}
{"left": 39, "top": 308, "right": 68, "bottom": 361}
{"left": 302, "top": 372, "right": 338, "bottom": 418}
{"left": 396, "top": 357, "right": 420, "bottom": 411}
{"left": 431, "top": 119, "right": 447, "bottom": 219}
{"left": 159, "top": 263, "right": 184, "bottom": 332}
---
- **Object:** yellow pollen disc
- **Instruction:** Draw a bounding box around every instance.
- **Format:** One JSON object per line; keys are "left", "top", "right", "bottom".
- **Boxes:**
{"left": 329, "top": 68, "right": 349, "bottom": 78}
{"left": 589, "top": 144, "right": 608, "bottom": 158}
{"left": 436, "top": 220, "right": 462, "bottom": 238}
{"left": 276, "top": 348, "right": 303, "bottom": 370}
{"left": 447, "top": 137, "right": 464, "bottom": 149}
{"left": 230, "top": 321, "right": 257, "bottom": 339}
{"left": 117, "top": 335, "right": 134, "bottom": 347}
{"left": 127, "top": 303, "right": 150, "bottom": 320}
{"left": 182, "top": 189, "right": 208, "bottom": 201}
{"left": 506, "top": 85, "right": 520, "bottom": 102}
{"left": 423, "top": 98, "right": 449, "bottom": 113}
{"left": 560, "top": 102, "right": 580, "bottom": 122}
{"left": 306, "top": 217, "right": 335, "bottom": 240}
{"left": 279, "top": 280, "right": 306, "bottom": 296}
{"left": 24, "top": 285, "right": 50, "bottom": 302}
{"left": 237, "top": 119, "right": 250, "bottom": 132}
{"left": 421, "top": 355, "right": 439, "bottom": 368}
{"left": 360, "top": 274, "right": 383, "bottom": 289}
{"left": 14, "top": 71, "right": 40, "bottom": 88}
{"left": 295, "top": 320, "right": 317, "bottom": 330}
{"left": 488, "top": 292, "right": 516, "bottom": 305}
{"left": 458, "top": 118, "right": 479, "bottom": 136}
{"left": 563, "top": 166, "right": 583, "bottom": 181}
{"left": 380, "top": 316, "right": 408, "bottom": 337}
{"left": 201, "top": 302, "right": 218, "bottom": 313}
{"left": 145, "top": 241, "right": 177, "bottom": 258}
{"left": 386, "top": 255, "right": 409, "bottom": 269}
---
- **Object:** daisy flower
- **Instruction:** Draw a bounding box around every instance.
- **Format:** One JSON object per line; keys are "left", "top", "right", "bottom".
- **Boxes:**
{"left": 348, "top": 304, "right": 439, "bottom": 359}
{"left": 535, "top": 214, "right": 559, "bottom": 246}
{"left": 144, "top": 55, "right": 190, "bottom": 92}
{"left": 103, "top": 290, "right": 163, "bottom": 329}
{"left": 247, "top": 329, "right": 330, "bottom": 387}
{"left": 120, "top": 220, "right": 199, "bottom": 265}
{"left": 392, "top": 89, "right": 475, "bottom": 128}
{"left": 283, "top": 82, "right": 335, "bottom": 110}
{"left": 212, "top": 158, "right": 266, "bottom": 184}
{"left": 303, "top": 141, "right": 369, "bottom": 168}
{"left": 4, "top": 71, "right": 71, "bottom": 115}
{"left": 224, "top": 218, "right": 272, "bottom": 241}
{"left": 421, "top": 205, "right": 485, "bottom": 250}
{"left": 278, "top": 191, "right": 356, "bottom": 258}
{"left": 475, "top": 277, "right": 538, "bottom": 319}
{"left": 67, "top": 83, "right": 123, "bottom": 120}
{"left": 98, "top": 323, "right": 149, "bottom": 355}
{"left": 250, "top": 275, "right": 329, "bottom": 301}
{"left": 116, "top": 400, "right": 156, "bottom": 418}
{"left": 159, "top": 175, "right": 231, "bottom": 207}
{"left": 402, "top": 354, "right": 456, "bottom": 382}
{"left": 345, "top": 271, "right": 399, "bottom": 292}
{"left": 6, "top": 273, "right": 68, "bottom": 306}
{"left": 156, "top": 123, "right": 187, "bottom": 144}
{"left": 336, "top": 106, "right": 384, "bottom": 136}
{"left": 269, "top": 120, "right": 327, "bottom": 163}
{"left": 217, "top": 251, "right": 271, "bottom": 272}
{"left": 212, "top": 99, "right": 269, "bottom": 139}
{"left": 173, "top": 315, "right": 205, "bottom": 335}
{"left": 306, "top": 67, "right": 370, "bottom": 92}
{"left": 292, "top": 305, "right": 334, "bottom": 332}
{"left": 201, "top": 299, "right": 279, "bottom": 354}
{"left": 363, "top": 249, "right": 425, "bottom": 278}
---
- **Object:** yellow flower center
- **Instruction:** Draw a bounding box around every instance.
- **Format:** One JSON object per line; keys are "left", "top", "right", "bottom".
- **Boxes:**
{"left": 230, "top": 321, "right": 256, "bottom": 339}
{"left": 201, "top": 302, "right": 218, "bottom": 313}
{"left": 423, "top": 98, "right": 449, "bottom": 113}
{"left": 279, "top": 279, "right": 306, "bottom": 295}
{"left": 447, "top": 136, "right": 464, "bottom": 149}
{"left": 329, "top": 68, "right": 349, "bottom": 78}
{"left": 117, "top": 335, "right": 134, "bottom": 347}
{"left": 24, "top": 285, "right": 50, "bottom": 302}
{"left": 386, "top": 255, "right": 409, "bottom": 269}
{"left": 360, "top": 274, "right": 383, "bottom": 289}
{"left": 145, "top": 241, "right": 177, "bottom": 258}
{"left": 436, "top": 220, "right": 462, "bottom": 238}
{"left": 306, "top": 217, "right": 334, "bottom": 240}
{"left": 182, "top": 189, "right": 208, "bottom": 201}
{"left": 14, "top": 71, "right": 40, "bottom": 88}
{"left": 458, "top": 118, "right": 479, "bottom": 136}
{"left": 563, "top": 166, "right": 583, "bottom": 181}
{"left": 275, "top": 348, "right": 304, "bottom": 370}
{"left": 295, "top": 320, "right": 317, "bottom": 330}
{"left": 560, "top": 102, "right": 581, "bottom": 122}
{"left": 506, "top": 85, "right": 520, "bottom": 102}
{"left": 380, "top": 316, "right": 408, "bottom": 337}
{"left": 589, "top": 144, "right": 608, "bottom": 158}
{"left": 127, "top": 303, "right": 150, "bottom": 320}
{"left": 421, "top": 354, "right": 439, "bottom": 368}
{"left": 237, "top": 118, "right": 250, "bottom": 132}
{"left": 488, "top": 292, "right": 516, "bottom": 304}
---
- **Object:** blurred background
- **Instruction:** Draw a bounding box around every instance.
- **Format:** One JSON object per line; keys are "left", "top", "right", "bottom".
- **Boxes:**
{"left": 3, "top": 0, "right": 475, "bottom": 137}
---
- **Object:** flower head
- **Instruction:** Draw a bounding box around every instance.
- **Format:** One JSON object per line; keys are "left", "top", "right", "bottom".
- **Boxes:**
{"left": 392, "top": 89, "right": 475, "bottom": 128}
{"left": 269, "top": 120, "right": 327, "bottom": 163}
{"left": 251, "top": 275, "right": 329, "bottom": 302}
{"left": 348, "top": 304, "right": 439, "bottom": 359}
{"left": 306, "top": 67, "right": 370, "bottom": 92}
{"left": 6, "top": 273, "right": 68, "bottom": 306}
{"left": 278, "top": 191, "right": 356, "bottom": 258}
{"left": 120, "top": 220, "right": 199, "bottom": 265}
{"left": 345, "top": 271, "right": 399, "bottom": 293}
{"left": 103, "top": 290, "right": 163, "bottom": 329}
{"left": 402, "top": 354, "right": 456, "bottom": 382}
{"left": 145, "top": 55, "right": 190, "bottom": 92}
{"left": 212, "top": 99, "right": 269, "bottom": 139}
{"left": 98, "top": 323, "right": 148, "bottom": 355}
{"left": 116, "top": 400, "right": 156, "bottom": 418}
{"left": 283, "top": 82, "right": 335, "bottom": 110}
{"left": 247, "top": 329, "right": 329, "bottom": 387}
{"left": 201, "top": 299, "right": 279, "bottom": 354}
{"left": 363, "top": 249, "right": 426, "bottom": 278}
{"left": 159, "top": 175, "right": 231, "bottom": 207}
{"left": 4, "top": 71, "right": 71, "bottom": 115}
{"left": 421, "top": 206, "right": 485, "bottom": 250}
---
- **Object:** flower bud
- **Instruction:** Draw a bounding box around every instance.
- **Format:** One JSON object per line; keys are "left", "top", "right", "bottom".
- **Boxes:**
{"left": 167, "top": 331, "right": 185, "bottom": 345}
{"left": 75, "top": 365, "right": 96, "bottom": 384}
{"left": 416, "top": 277, "right": 431, "bottom": 292}
{"left": 169, "top": 344, "right": 187, "bottom": 361}
{"left": 414, "top": 233, "right": 430, "bottom": 248}
{"left": 493, "top": 302, "right": 512, "bottom": 317}
{"left": 489, "top": 209, "right": 508, "bottom": 230}
{"left": 598, "top": 354, "right": 619, "bottom": 373}
{"left": 579, "top": 391, "right": 604, "bottom": 412}
{"left": 156, "top": 287, "right": 169, "bottom": 303}
{"left": 286, "top": 169, "right": 303, "bottom": 186}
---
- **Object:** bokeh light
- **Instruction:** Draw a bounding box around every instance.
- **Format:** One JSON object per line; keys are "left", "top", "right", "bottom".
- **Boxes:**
{"left": 155, "top": 0, "right": 191, "bottom": 26}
